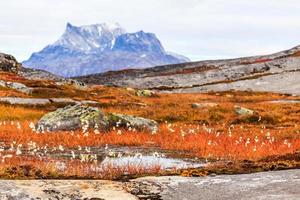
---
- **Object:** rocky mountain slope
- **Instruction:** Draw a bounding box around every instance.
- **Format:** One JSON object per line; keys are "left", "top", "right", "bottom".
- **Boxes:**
{"left": 0, "top": 53, "right": 21, "bottom": 73}
{"left": 76, "top": 45, "right": 300, "bottom": 95}
{"left": 0, "top": 51, "right": 86, "bottom": 88}
{"left": 23, "top": 23, "right": 189, "bottom": 77}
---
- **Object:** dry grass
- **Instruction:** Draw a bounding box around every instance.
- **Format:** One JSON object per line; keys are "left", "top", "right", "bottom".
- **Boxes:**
{"left": 0, "top": 105, "right": 45, "bottom": 121}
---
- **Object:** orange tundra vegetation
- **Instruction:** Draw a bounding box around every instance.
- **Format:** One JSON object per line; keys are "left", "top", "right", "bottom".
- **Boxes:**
{"left": 0, "top": 81, "right": 299, "bottom": 178}
{"left": 0, "top": 121, "right": 299, "bottom": 161}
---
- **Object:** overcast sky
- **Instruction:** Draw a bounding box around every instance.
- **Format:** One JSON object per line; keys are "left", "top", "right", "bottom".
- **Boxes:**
{"left": 1, "top": 0, "right": 300, "bottom": 62}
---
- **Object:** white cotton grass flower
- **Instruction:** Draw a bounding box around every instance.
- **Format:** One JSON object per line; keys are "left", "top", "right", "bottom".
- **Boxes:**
{"left": 16, "top": 122, "right": 21, "bottom": 130}
{"left": 253, "top": 146, "right": 257, "bottom": 152}
{"left": 284, "top": 139, "right": 292, "bottom": 148}
{"left": 15, "top": 144, "right": 23, "bottom": 155}
{"left": 29, "top": 122, "right": 36, "bottom": 132}
{"left": 81, "top": 120, "right": 90, "bottom": 133}
{"left": 254, "top": 136, "right": 259, "bottom": 143}
{"left": 93, "top": 123, "right": 100, "bottom": 134}
{"left": 83, "top": 132, "right": 89, "bottom": 137}
{"left": 245, "top": 138, "right": 250, "bottom": 147}
{"left": 16, "top": 148, "right": 22, "bottom": 155}
{"left": 85, "top": 147, "right": 91, "bottom": 153}
{"left": 9, "top": 143, "right": 15, "bottom": 151}
{"left": 58, "top": 145, "right": 64, "bottom": 152}
{"left": 152, "top": 152, "right": 160, "bottom": 157}
{"left": 71, "top": 151, "right": 76, "bottom": 159}
{"left": 117, "top": 130, "right": 122, "bottom": 135}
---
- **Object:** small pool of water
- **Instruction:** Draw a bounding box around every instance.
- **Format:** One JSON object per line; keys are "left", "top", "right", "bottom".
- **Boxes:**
{"left": 100, "top": 155, "right": 204, "bottom": 170}
{"left": 3, "top": 145, "right": 205, "bottom": 171}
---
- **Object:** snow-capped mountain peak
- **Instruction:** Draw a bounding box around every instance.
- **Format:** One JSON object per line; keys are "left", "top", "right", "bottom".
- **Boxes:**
{"left": 23, "top": 22, "right": 190, "bottom": 77}
{"left": 54, "top": 22, "right": 126, "bottom": 52}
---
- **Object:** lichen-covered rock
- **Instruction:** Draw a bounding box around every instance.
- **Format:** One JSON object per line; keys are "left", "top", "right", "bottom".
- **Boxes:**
{"left": 108, "top": 113, "right": 159, "bottom": 133}
{"left": 234, "top": 106, "right": 255, "bottom": 115}
{"left": 36, "top": 104, "right": 108, "bottom": 132}
{"left": 136, "top": 89, "right": 156, "bottom": 97}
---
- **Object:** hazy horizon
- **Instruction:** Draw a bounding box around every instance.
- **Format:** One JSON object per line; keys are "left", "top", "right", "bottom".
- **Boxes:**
{"left": 1, "top": 0, "right": 300, "bottom": 62}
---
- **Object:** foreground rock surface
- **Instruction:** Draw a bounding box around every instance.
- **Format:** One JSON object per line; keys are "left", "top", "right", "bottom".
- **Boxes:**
{"left": 128, "top": 169, "right": 300, "bottom": 200}
{"left": 0, "top": 180, "right": 136, "bottom": 200}
{"left": 36, "top": 104, "right": 108, "bottom": 132}
{"left": 0, "top": 170, "right": 299, "bottom": 200}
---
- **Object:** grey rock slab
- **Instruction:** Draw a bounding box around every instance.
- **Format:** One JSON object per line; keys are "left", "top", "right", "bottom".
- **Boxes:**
{"left": 191, "top": 102, "right": 219, "bottom": 109}
{"left": 49, "top": 98, "right": 77, "bottom": 103}
{"left": 0, "top": 97, "right": 51, "bottom": 105}
{"left": 0, "top": 97, "right": 100, "bottom": 106}
{"left": 0, "top": 80, "right": 33, "bottom": 94}
{"left": 131, "top": 169, "right": 300, "bottom": 200}
{"left": 80, "top": 100, "right": 100, "bottom": 105}
{"left": 169, "top": 71, "right": 300, "bottom": 96}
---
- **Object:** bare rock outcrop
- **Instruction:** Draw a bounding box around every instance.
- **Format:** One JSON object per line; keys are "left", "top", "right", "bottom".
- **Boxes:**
{"left": 0, "top": 53, "right": 21, "bottom": 73}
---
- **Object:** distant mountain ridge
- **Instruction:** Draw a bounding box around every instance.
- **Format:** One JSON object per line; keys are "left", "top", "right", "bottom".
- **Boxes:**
{"left": 23, "top": 23, "right": 189, "bottom": 77}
